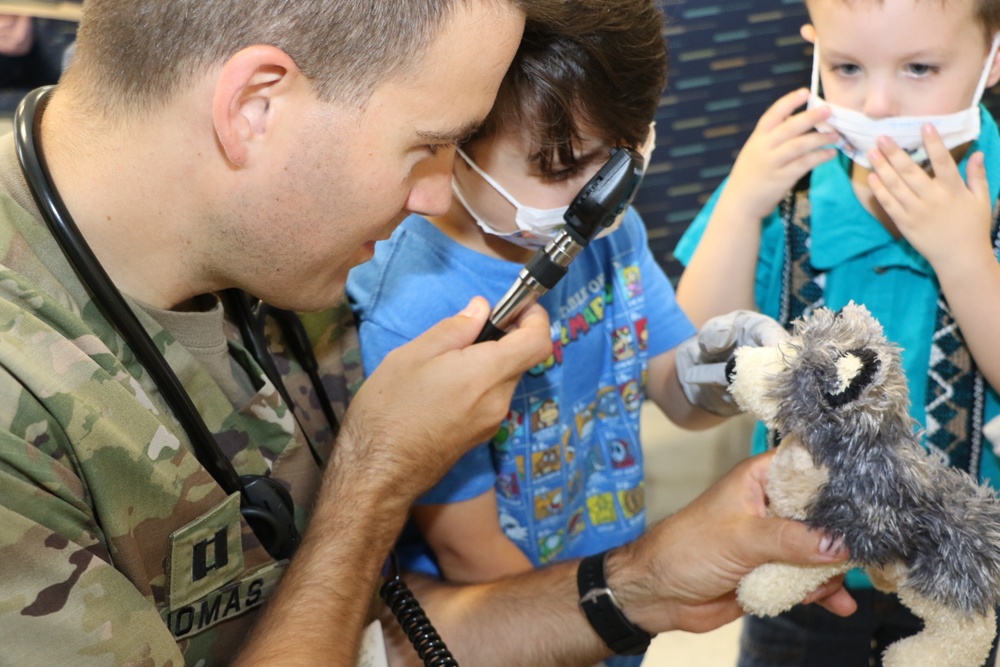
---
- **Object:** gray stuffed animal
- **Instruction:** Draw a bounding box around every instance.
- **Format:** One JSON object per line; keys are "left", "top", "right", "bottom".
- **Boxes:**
{"left": 728, "top": 302, "right": 1000, "bottom": 667}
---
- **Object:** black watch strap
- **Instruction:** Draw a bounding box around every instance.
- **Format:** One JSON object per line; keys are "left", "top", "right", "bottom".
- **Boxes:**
{"left": 577, "top": 550, "right": 653, "bottom": 656}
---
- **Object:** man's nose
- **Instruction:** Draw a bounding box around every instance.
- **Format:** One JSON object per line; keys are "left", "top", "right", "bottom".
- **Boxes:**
{"left": 406, "top": 149, "right": 456, "bottom": 218}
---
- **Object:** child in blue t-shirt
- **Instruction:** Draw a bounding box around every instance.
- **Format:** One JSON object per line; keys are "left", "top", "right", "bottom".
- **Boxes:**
{"left": 674, "top": 0, "right": 1000, "bottom": 664}
{"left": 347, "top": 2, "right": 749, "bottom": 664}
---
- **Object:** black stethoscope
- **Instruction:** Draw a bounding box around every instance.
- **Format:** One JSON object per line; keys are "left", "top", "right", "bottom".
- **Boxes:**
{"left": 13, "top": 86, "right": 339, "bottom": 561}
{"left": 17, "top": 88, "right": 465, "bottom": 666}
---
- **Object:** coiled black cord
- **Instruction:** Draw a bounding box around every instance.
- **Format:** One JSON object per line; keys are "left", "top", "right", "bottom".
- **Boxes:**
{"left": 380, "top": 555, "right": 459, "bottom": 667}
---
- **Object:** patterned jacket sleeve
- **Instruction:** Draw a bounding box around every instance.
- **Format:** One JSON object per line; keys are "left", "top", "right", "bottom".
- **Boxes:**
{"left": 0, "top": 394, "right": 184, "bottom": 665}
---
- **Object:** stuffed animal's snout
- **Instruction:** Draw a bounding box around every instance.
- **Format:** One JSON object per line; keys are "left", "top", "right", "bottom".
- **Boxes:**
{"left": 727, "top": 344, "right": 790, "bottom": 426}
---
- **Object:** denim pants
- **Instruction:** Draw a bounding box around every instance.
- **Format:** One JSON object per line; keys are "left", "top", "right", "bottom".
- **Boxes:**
{"left": 738, "top": 589, "right": 1000, "bottom": 667}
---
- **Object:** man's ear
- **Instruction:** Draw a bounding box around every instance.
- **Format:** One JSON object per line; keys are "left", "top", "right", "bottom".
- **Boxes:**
{"left": 800, "top": 23, "right": 816, "bottom": 45}
{"left": 213, "top": 45, "right": 300, "bottom": 167}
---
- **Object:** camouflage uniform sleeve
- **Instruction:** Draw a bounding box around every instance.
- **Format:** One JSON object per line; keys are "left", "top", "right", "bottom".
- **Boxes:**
{"left": 0, "top": 427, "right": 183, "bottom": 666}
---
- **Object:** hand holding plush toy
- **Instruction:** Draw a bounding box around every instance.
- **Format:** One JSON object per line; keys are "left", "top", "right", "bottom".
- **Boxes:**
{"left": 727, "top": 302, "right": 1000, "bottom": 667}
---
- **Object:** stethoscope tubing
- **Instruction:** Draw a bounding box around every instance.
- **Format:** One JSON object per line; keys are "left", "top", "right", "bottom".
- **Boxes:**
{"left": 15, "top": 86, "right": 250, "bottom": 501}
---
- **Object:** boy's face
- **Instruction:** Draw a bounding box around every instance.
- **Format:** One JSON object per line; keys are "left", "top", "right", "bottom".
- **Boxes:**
{"left": 805, "top": 0, "right": 1000, "bottom": 118}
{"left": 453, "top": 127, "right": 615, "bottom": 236}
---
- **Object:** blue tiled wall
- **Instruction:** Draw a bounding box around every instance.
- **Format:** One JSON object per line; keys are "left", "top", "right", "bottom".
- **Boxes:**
{"left": 637, "top": 0, "right": 812, "bottom": 280}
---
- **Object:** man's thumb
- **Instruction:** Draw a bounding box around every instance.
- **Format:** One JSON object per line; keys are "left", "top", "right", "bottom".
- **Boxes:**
{"left": 413, "top": 296, "right": 492, "bottom": 356}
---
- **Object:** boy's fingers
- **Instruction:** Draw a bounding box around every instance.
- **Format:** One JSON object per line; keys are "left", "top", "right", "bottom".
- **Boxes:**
{"left": 780, "top": 106, "right": 833, "bottom": 142}
{"left": 869, "top": 139, "right": 925, "bottom": 206}
{"left": 965, "top": 151, "right": 991, "bottom": 201}
{"left": 921, "top": 125, "right": 962, "bottom": 184}
{"left": 758, "top": 88, "right": 811, "bottom": 130}
{"left": 874, "top": 137, "right": 922, "bottom": 179}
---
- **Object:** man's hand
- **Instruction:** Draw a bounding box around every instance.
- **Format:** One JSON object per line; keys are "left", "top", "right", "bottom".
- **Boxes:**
{"left": 338, "top": 297, "right": 551, "bottom": 503}
{"left": 378, "top": 452, "right": 853, "bottom": 667}
{"left": 0, "top": 15, "right": 32, "bottom": 56}
{"left": 676, "top": 310, "right": 788, "bottom": 416}
{"left": 609, "top": 452, "right": 855, "bottom": 635}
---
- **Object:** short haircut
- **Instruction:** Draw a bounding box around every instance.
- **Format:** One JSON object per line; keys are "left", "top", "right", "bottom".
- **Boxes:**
{"left": 805, "top": 0, "right": 1000, "bottom": 38}
{"left": 471, "top": 0, "right": 668, "bottom": 176}
{"left": 65, "top": 0, "right": 557, "bottom": 114}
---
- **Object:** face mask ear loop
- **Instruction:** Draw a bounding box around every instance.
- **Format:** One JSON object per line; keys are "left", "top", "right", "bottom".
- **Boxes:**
{"left": 450, "top": 177, "right": 507, "bottom": 236}
{"left": 455, "top": 147, "right": 524, "bottom": 211}
{"left": 971, "top": 33, "right": 1000, "bottom": 106}
{"left": 810, "top": 41, "right": 823, "bottom": 98}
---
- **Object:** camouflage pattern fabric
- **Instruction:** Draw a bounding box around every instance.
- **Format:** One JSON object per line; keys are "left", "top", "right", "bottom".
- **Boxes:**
{"left": 0, "top": 133, "right": 363, "bottom": 665}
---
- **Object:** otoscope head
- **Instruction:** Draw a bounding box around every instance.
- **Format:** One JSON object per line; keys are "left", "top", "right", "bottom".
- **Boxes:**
{"left": 562, "top": 146, "right": 644, "bottom": 246}
{"left": 474, "top": 145, "right": 644, "bottom": 344}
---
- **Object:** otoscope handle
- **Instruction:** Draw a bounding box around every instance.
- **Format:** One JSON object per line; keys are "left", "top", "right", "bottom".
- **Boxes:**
{"left": 474, "top": 320, "right": 508, "bottom": 344}
{"left": 474, "top": 233, "right": 581, "bottom": 342}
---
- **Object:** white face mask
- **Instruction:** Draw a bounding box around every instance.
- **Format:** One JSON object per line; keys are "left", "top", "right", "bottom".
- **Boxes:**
{"left": 807, "top": 35, "right": 1000, "bottom": 169}
{"left": 453, "top": 122, "right": 657, "bottom": 250}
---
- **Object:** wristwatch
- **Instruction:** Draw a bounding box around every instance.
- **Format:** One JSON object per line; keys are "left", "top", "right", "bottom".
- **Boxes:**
{"left": 577, "top": 549, "right": 654, "bottom": 655}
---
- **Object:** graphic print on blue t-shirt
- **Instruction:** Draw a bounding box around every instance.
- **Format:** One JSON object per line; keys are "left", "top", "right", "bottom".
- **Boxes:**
{"left": 347, "top": 210, "right": 695, "bottom": 572}
{"left": 490, "top": 250, "right": 656, "bottom": 565}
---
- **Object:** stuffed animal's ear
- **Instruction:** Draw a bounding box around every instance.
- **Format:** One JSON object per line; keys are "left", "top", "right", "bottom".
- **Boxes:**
{"left": 824, "top": 347, "right": 880, "bottom": 408}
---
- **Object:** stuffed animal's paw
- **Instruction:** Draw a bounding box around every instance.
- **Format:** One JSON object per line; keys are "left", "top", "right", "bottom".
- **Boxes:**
{"left": 881, "top": 592, "right": 996, "bottom": 667}
{"left": 881, "top": 625, "right": 993, "bottom": 667}
{"left": 737, "top": 562, "right": 850, "bottom": 617}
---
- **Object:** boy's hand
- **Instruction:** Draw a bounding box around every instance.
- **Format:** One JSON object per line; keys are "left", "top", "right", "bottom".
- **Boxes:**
{"left": 675, "top": 310, "right": 788, "bottom": 416}
{"left": 723, "top": 88, "right": 839, "bottom": 221}
{"left": 867, "top": 126, "right": 993, "bottom": 271}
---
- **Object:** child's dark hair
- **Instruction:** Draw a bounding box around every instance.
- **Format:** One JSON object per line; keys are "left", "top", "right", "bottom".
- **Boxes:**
{"left": 471, "top": 0, "right": 668, "bottom": 177}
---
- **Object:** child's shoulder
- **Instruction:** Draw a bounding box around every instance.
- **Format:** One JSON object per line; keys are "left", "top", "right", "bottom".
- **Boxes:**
{"left": 348, "top": 214, "right": 518, "bottom": 332}
{"left": 346, "top": 215, "right": 445, "bottom": 320}
{"left": 351, "top": 215, "right": 445, "bottom": 284}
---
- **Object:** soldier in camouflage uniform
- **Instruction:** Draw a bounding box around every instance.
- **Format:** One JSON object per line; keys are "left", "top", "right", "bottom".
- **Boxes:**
{"left": 0, "top": 0, "right": 553, "bottom": 664}
{"left": 0, "top": 0, "right": 860, "bottom": 665}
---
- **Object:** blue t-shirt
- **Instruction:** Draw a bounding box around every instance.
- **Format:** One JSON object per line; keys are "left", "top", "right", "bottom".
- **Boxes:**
{"left": 675, "top": 107, "right": 1000, "bottom": 588}
{"left": 349, "top": 209, "right": 692, "bottom": 566}
{"left": 350, "top": 211, "right": 692, "bottom": 667}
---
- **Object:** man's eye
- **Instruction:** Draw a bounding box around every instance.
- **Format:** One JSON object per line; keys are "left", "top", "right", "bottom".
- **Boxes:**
{"left": 426, "top": 143, "right": 453, "bottom": 155}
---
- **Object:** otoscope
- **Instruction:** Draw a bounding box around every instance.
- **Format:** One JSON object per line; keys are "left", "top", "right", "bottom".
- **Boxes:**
{"left": 474, "top": 146, "right": 645, "bottom": 343}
